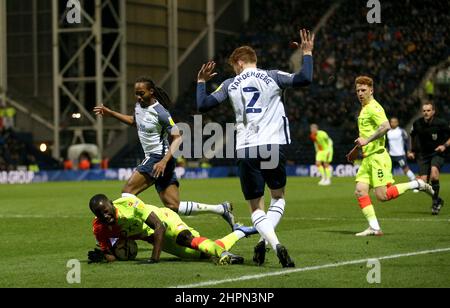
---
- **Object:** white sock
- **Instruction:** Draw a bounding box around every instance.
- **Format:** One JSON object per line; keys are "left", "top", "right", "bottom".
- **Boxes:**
{"left": 267, "top": 198, "right": 286, "bottom": 228}
{"left": 121, "top": 193, "right": 136, "bottom": 198}
{"left": 233, "top": 230, "right": 247, "bottom": 240}
{"left": 178, "top": 201, "right": 224, "bottom": 216}
{"left": 252, "top": 209, "right": 280, "bottom": 250}
{"left": 369, "top": 219, "right": 381, "bottom": 231}
{"left": 406, "top": 170, "right": 416, "bottom": 182}
{"left": 409, "top": 180, "right": 420, "bottom": 190}
{"left": 258, "top": 199, "right": 286, "bottom": 244}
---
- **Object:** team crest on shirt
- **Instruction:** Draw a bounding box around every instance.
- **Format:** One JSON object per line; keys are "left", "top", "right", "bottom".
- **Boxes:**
{"left": 432, "top": 134, "right": 438, "bottom": 141}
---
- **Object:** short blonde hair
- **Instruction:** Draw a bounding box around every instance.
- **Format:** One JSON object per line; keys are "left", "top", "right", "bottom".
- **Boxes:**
{"left": 355, "top": 76, "right": 374, "bottom": 88}
{"left": 228, "top": 46, "right": 257, "bottom": 66}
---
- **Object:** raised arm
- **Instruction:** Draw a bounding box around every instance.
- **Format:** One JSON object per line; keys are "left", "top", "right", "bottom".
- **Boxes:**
{"left": 291, "top": 29, "right": 315, "bottom": 87}
{"left": 292, "top": 55, "right": 313, "bottom": 87}
{"left": 270, "top": 29, "right": 314, "bottom": 88}
{"left": 94, "top": 104, "right": 135, "bottom": 126}
{"left": 196, "top": 62, "right": 224, "bottom": 113}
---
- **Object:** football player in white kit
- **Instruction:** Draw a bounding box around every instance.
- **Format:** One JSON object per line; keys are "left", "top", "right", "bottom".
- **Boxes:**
{"left": 387, "top": 117, "right": 417, "bottom": 183}
{"left": 196, "top": 29, "right": 315, "bottom": 268}
{"left": 93, "top": 77, "right": 236, "bottom": 230}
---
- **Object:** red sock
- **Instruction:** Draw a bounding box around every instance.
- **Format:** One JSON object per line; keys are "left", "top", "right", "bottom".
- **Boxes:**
{"left": 191, "top": 237, "right": 207, "bottom": 249}
{"left": 358, "top": 195, "right": 372, "bottom": 209}
{"left": 386, "top": 186, "right": 400, "bottom": 200}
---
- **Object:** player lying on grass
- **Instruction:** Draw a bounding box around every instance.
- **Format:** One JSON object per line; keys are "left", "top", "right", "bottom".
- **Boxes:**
{"left": 87, "top": 194, "right": 256, "bottom": 265}
{"left": 94, "top": 77, "right": 235, "bottom": 231}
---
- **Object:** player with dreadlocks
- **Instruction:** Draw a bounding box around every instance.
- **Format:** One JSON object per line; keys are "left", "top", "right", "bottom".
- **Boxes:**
{"left": 93, "top": 77, "right": 235, "bottom": 229}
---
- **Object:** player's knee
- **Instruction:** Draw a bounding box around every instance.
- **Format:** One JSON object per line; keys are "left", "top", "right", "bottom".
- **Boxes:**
{"left": 430, "top": 174, "right": 439, "bottom": 181}
{"left": 122, "top": 183, "right": 136, "bottom": 194}
{"left": 375, "top": 191, "right": 389, "bottom": 202}
{"left": 355, "top": 189, "right": 366, "bottom": 198}
{"left": 375, "top": 189, "right": 392, "bottom": 202}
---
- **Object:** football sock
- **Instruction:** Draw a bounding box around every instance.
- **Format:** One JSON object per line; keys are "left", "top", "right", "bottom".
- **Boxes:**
{"left": 178, "top": 201, "right": 224, "bottom": 216}
{"left": 215, "top": 231, "right": 243, "bottom": 251}
{"left": 191, "top": 237, "right": 225, "bottom": 258}
{"left": 406, "top": 170, "right": 416, "bottom": 181}
{"left": 386, "top": 181, "right": 419, "bottom": 200}
{"left": 252, "top": 210, "right": 280, "bottom": 250}
{"left": 325, "top": 166, "right": 332, "bottom": 180}
{"left": 358, "top": 196, "right": 381, "bottom": 231}
{"left": 267, "top": 198, "right": 285, "bottom": 229}
{"left": 318, "top": 165, "right": 325, "bottom": 180}
{"left": 258, "top": 199, "right": 286, "bottom": 245}
{"left": 431, "top": 181, "right": 440, "bottom": 202}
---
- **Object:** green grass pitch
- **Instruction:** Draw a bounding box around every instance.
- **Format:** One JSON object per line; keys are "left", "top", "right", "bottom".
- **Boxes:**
{"left": 0, "top": 176, "right": 449, "bottom": 288}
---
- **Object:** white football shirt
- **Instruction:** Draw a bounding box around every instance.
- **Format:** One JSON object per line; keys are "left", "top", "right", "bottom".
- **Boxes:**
{"left": 134, "top": 101, "right": 176, "bottom": 157}
{"left": 210, "top": 68, "right": 294, "bottom": 150}
{"left": 387, "top": 127, "right": 408, "bottom": 156}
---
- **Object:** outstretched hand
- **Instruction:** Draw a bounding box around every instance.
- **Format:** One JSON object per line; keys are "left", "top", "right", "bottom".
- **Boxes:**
{"left": 198, "top": 61, "right": 218, "bottom": 83}
{"left": 93, "top": 104, "right": 113, "bottom": 117}
{"left": 291, "top": 29, "right": 315, "bottom": 55}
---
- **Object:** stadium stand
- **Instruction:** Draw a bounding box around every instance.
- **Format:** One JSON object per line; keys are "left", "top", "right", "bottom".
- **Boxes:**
{"left": 169, "top": 0, "right": 450, "bottom": 166}
{"left": 0, "top": 128, "right": 60, "bottom": 171}
{"left": 93, "top": 0, "right": 450, "bottom": 168}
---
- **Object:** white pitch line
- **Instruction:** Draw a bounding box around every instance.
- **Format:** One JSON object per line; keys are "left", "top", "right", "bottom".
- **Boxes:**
{"left": 184, "top": 216, "right": 450, "bottom": 223}
{"left": 183, "top": 216, "right": 450, "bottom": 223}
{"left": 280, "top": 217, "right": 450, "bottom": 223}
{"left": 0, "top": 214, "right": 448, "bottom": 223}
{"left": 170, "top": 247, "right": 450, "bottom": 288}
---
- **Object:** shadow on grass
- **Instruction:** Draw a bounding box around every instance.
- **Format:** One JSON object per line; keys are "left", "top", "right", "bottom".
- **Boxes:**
{"left": 322, "top": 230, "right": 358, "bottom": 235}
